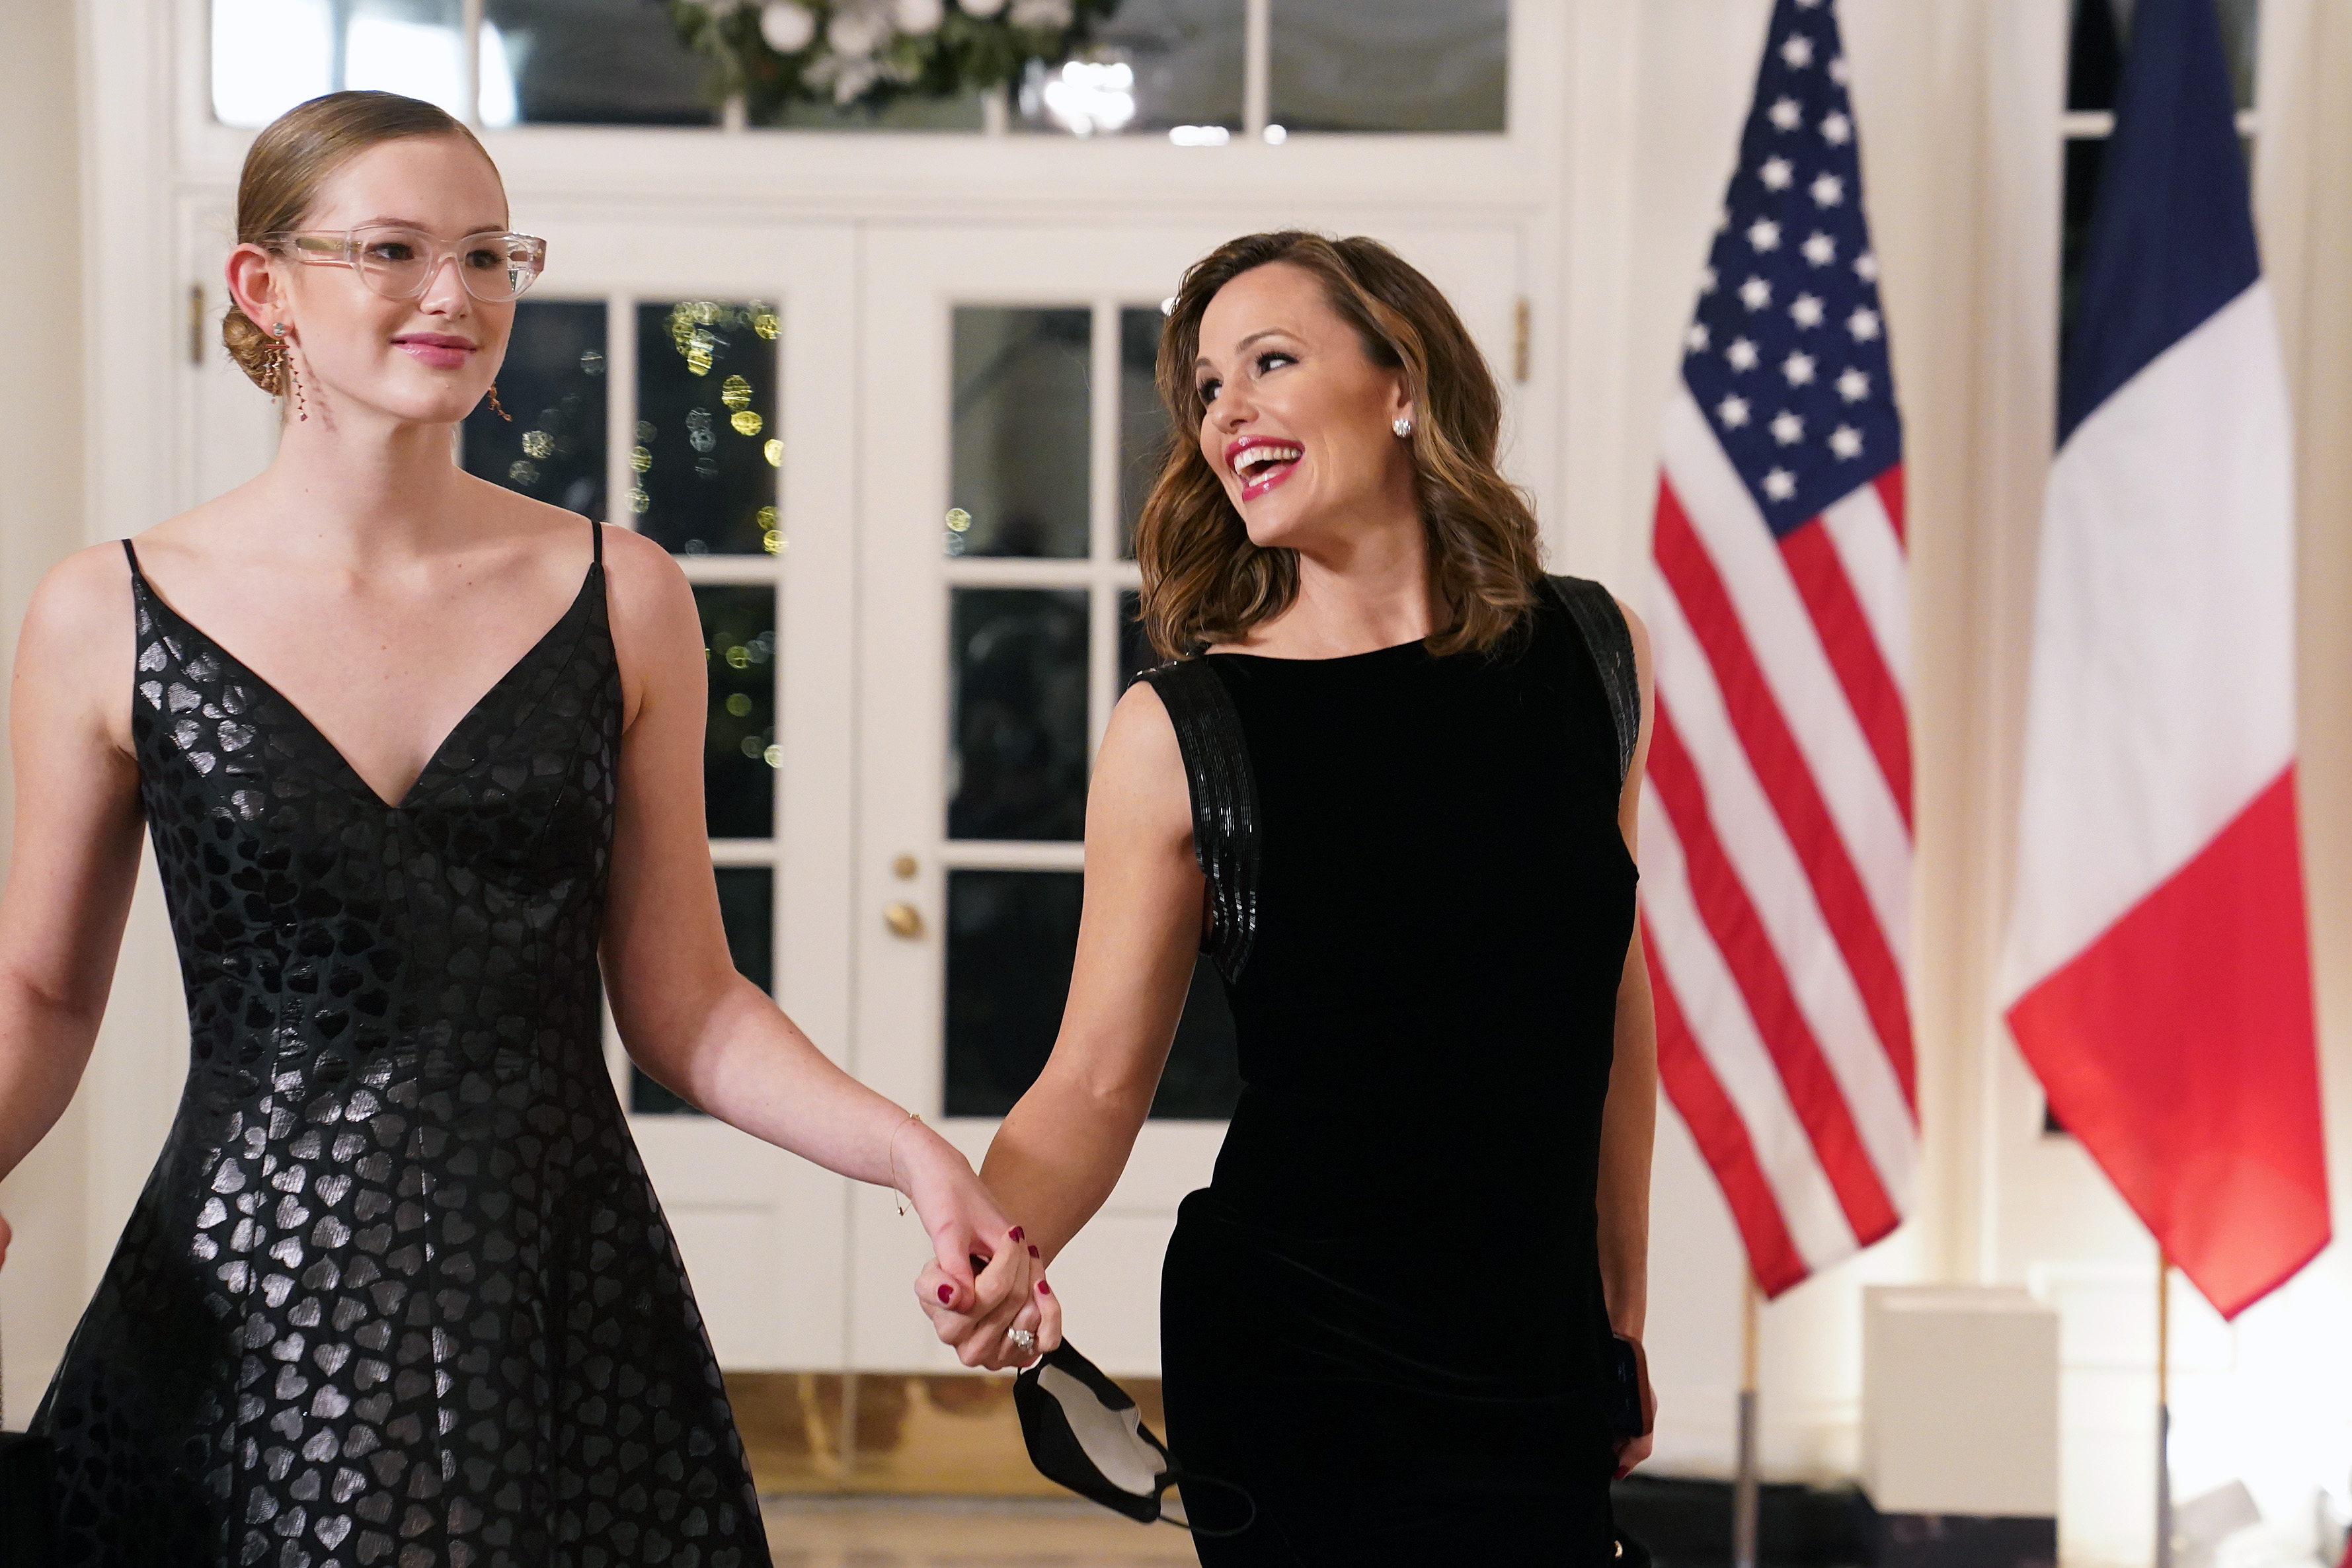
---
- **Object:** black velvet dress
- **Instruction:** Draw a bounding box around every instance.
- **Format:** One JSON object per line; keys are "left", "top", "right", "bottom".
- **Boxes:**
{"left": 31, "top": 528, "right": 769, "bottom": 1568}
{"left": 1147, "top": 580, "right": 1639, "bottom": 1565}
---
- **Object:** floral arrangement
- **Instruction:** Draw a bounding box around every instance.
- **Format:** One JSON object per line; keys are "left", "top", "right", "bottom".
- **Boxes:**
{"left": 668, "top": 0, "right": 1122, "bottom": 117}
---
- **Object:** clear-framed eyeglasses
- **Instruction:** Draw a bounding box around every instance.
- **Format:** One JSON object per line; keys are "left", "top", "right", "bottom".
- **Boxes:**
{"left": 267, "top": 224, "right": 548, "bottom": 304}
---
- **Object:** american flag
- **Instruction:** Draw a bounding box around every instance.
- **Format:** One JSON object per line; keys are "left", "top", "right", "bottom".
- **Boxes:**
{"left": 1641, "top": 0, "right": 1916, "bottom": 1296}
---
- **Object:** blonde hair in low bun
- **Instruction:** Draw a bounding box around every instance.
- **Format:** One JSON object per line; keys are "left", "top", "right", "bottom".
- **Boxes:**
{"left": 223, "top": 91, "right": 498, "bottom": 394}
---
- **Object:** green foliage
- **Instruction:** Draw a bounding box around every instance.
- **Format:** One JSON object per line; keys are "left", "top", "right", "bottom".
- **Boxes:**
{"left": 666, "top": 0, "right": 1123, "bottom": 120}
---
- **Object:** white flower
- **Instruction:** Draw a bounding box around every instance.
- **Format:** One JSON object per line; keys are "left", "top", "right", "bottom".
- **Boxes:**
{"left": 828, "top": 5, "right": 891, "bottom": 58}
{"left": 759, "top": 1, "right": 815, "bottom": 52}
{"left": 826, "top": 54, "right": 882, "bottom": 101}
{"left": 896, "top": 0, "right": 945, "bottom": 32}
{"left": 1010, "top": 0, "right": 1074, "bottom": 25}
{"left": 960, "top": 0, "right": 1008, "bottom": 17}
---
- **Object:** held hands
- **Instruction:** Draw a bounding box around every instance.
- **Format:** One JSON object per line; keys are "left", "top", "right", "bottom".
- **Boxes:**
{"left": 891, "top": 1120, "right": 1061, "bottom": 1370}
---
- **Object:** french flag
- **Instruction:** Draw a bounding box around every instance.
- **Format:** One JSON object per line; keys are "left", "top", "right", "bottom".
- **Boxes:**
{"left": 1998, "top": 0, "right": 2330, "bottom": 1317}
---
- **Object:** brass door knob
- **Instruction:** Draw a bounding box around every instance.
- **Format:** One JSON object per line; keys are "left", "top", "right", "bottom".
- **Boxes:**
{"left": 882, "top": 902, "right": 925, "bottom": 939}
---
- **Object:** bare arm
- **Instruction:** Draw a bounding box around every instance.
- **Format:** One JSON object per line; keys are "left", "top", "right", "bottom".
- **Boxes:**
{"left": 596, "top": 529, "right": 1049, "bottom": 1331}
{"left": 919, "top": 680, "right": 1204, "bottom": 1366}
{"left": 981, "top": 680, "right": 1204, "bottom": 1259}
{"left": 1596, "top": 598, "right": 1660, "bottom": 1469}
{"left": 0, "top": 549, "right": 149, "bottom": 1194}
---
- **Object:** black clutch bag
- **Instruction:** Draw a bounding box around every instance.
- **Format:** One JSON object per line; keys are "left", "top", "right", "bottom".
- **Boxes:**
{"left": 0, "top": 1430, "right": 54, "bottom": 1566}
{"left": 1604, "top": 1335, "right": 1650, "bottom": 1440}
{"left": 1, "top": 1323, "right": 56, "bottom": 1566}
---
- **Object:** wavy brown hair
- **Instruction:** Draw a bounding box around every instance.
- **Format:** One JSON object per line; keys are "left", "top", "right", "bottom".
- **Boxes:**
{"left": 223, "top": 91, "right": 498, "bottom": 393}
{"left": 1133, "top": 231, "right": 1545, "bottom": 660}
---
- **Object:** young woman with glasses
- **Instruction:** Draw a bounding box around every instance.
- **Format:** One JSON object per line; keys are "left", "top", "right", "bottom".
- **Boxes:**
{"left": 920, "top": 233, "right": 1661, "bottom": 1561}
{"left": 0, "top": 90, "right": 1053, "bottom": 1565}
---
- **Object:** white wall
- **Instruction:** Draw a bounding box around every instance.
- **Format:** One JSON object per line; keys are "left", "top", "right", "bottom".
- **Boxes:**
{"left": 0, "top": 0, "right": 91, "bottom": 1429}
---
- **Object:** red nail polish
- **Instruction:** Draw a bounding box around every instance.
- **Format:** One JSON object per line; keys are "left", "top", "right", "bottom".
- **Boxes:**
{"left": 1037, "top": 1280, "right": 1051, "bottom": 1296}
{"left": 1027, "top": 1245, "right": 1040, "bottom": 1258}
{"left": 938, "top": 1284, "right": 953, "bottom": 1304}
{"left": 1009, "top": 1226, "right": 1025, "bottom": 1242}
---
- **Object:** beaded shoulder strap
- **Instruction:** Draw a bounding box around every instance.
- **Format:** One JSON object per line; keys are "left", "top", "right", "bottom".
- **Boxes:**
{"left": 1546, "top": 574, "right": 1640, "bottom": 791}
{"left": 1137, "top": 658, "right": 1260, "bottom": 983}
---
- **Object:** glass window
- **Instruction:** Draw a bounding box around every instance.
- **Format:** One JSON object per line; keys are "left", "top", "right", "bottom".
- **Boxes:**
{"left": 633, "top": 865, "right": 773, "bottom": 1114}
{"left": 1017, "top": 0, "right": 1245, "bottom": 137}
{"left": 461, "top": 299, "right": 608, "bottom": 520}
{"left": 766, "top": 93, "right": 988, "bottom": 132}
{"left": 1268, "top": 0, "right": 1507, "bottom": 134}
{"left": 213, "top": 0, "right": 468, "bottom": 126}
{"left": 697, "top": 585, "right": 780, "bottom": 841}
{"left": 2066, "top": 0, "right": 2258, "bottom": 113}
{"left": 1120, "top": 306, "right": 1171, "bottom": 556}
{"left": 635, "top": 301, "right": 783, "bottom": 557}
{"left": 948, "top": 588, "right": 1089, "bottom": 843}
{"left": 481, "top": 0, "right": 720, "bottom": 127}
{"left": 2060, "top": 0, "right": 2259, "bottom": 389}
{"left": 949, "top": 308, "right": 1091, "bottom": 559}
{"left": 944, "top": 871, "right": 1239, "bottom": 1119}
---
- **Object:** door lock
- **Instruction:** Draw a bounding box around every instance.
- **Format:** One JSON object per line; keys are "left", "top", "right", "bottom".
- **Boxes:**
{"left": 881, "top": 902, "right": 925, "bottom": 939}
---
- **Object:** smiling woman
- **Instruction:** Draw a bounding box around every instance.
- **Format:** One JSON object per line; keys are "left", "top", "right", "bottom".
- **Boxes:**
{"left": 1134, "top": 230, "right": 1544, "bottom": 662}
{"left": 0, "top": 89, "right": 1051, "bottom": 1568}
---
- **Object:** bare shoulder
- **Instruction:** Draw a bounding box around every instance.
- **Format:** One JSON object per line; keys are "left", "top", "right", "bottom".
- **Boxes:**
{"left": 26, "top": 542, "right": 137, "bottom": 636}
{"left": 1611, "top": 595, "right": 1653, "bottom": 678}
{"left": 593, "top": 526, "right": 699, "bottom": 724}
{"left": 596, "top": 524, "right": 695, "bottom": 625}
{"left": 17, "top": 542, "right": 141, "bottom": 749}
{"left": 1091, "top": 679, "right": 1193, "bottom": 852}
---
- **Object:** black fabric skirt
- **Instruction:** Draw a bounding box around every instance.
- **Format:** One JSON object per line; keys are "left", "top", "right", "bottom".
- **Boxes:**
{"left": 1159, "top": 1191, "right": 1618, "bottom": 1566}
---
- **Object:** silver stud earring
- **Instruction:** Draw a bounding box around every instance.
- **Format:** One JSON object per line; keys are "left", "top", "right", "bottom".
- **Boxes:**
{"left": 1393, "top": 416, "right": 1415, "bottom": 438}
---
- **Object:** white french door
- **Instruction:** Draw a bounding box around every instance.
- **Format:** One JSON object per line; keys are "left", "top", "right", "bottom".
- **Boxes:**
{"left": 843, "top": 221, "right": 1522, "bottom": 1374}
{"left": 535, "top": 218, "right": 863, "bottom": 1372}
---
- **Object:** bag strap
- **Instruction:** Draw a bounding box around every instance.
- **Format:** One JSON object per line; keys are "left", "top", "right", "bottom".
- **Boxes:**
{"left": 1136, "top": 659, "right": 1260, "bottom": 984}
{"left": 1546, "top": 574, "right": 1639, "bottom": 791}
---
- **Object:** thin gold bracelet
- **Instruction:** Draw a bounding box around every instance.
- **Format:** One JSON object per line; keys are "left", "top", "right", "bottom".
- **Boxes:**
{"left": 887, "top": 1110, "right": 922, "bottom": 1217}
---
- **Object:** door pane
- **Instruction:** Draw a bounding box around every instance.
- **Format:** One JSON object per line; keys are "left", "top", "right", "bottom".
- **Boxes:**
{"left": 948, "top": 588, "right": 1089, "bottom": 842}
{"left": 1153, "top": 959, "right": 1242, "bottom": 1120}
{"left": 480, "top": 0, "right": 721, "bottom": 126}
{"left": 943, "top": 872, "right": 1240, "bottom": 1119}
{"left": 1120, "top": 307, "right": 1171, "bottom": 556}
{"left": 945, "top": 869, "right": 1079, "bottom": 1117}
{"left": 697, "top": 585, "right": 779, "bottom": 840}
{"left": 949, "top": 308, "right": 1091, "bottom": 559}
{"left": 461, "top": 299, "right": 608, "bottom": 518}
{"left": 633, "top": 865, "right": 774, "bottom": 1113}
{"left": 636, "top": 300, "right": 783, "bottom": 557}
{"left": 1118, "top": 588, "right": 1157, "bottom": 684}
{"left": 1269, "top": 0, "right": 1508, "bottom": 134}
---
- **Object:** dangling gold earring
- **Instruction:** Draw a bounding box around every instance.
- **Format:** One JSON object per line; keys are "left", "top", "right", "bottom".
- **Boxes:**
{"left": 271, "top": 322, "right": 307, "bottom": 422}
{"left": 484, "top": 384, "right": 512, "bottom": 422}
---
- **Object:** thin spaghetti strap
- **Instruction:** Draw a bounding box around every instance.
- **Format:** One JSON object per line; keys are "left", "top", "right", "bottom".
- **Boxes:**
{"left": 121, "top": 537, "right": 143, "bottom": 580}
{"left": 590, "top": 517, "right": 603, "bottom": 567}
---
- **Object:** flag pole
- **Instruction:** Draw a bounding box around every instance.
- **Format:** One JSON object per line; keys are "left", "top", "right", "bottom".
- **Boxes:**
{"left": 1735, "top": 1267, "right": 1760, "bottom": 1568}
{"left": 2156, "top": 1250, "right": 2174, "bottom": 1568}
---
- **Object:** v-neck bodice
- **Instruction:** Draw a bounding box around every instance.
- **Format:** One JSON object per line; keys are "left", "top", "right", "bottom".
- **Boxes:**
{"left": 119, "top": 539, "right": 603, "bottom": 814}
{"left": 32, "top": 529, "right": 772, "bottom": 1567}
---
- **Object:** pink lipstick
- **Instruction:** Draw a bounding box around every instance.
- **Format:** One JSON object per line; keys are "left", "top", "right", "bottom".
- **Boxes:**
{"left": 1224, "top": 434, "right": 1304, "bottom": 500}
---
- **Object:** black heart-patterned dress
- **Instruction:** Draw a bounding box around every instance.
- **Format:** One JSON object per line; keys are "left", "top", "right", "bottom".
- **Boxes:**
{"left": 30, "top": 524, "right": 770, "bottom": 1568}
